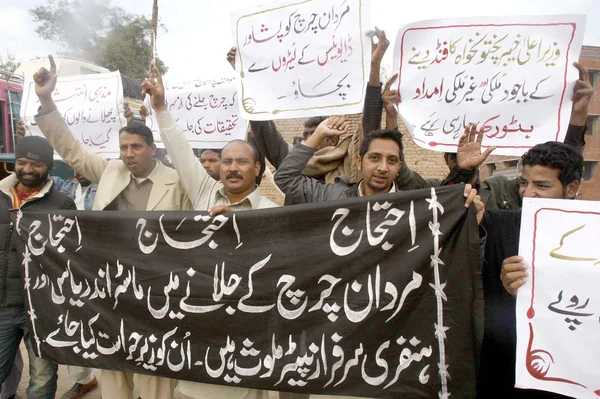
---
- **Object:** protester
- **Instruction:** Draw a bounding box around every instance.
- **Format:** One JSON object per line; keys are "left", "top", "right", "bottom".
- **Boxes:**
{"left": 53, "top": 172, "right": 98, "bottom": 399}
{"left": 275, "top": 115, "right": 483, "bottom": 213}
{"left": 478, "top": 141, "right": 584, "bottom": 398}
{"left": 53, "top": 173, "right": 97, "bottom": 212}
{"left": 472, "top": 62, "right": 593, "bottom": 210}
{"left": 32, "top": 54, "right": 191, "bottom": 399}
{"left": 0, "top": 136, "right": 76, "bottom": 399}
{"left": 142, "top": 62, "right": 277, "bottom": 399}
{"left": 53, "top": 171, "right": 100, "bottom": 399}
{"left": 198, "top": 149, "right": 222, "bottom": 181}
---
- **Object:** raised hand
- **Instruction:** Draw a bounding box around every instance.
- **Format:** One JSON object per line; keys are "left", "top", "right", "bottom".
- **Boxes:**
{"left": 382, "top": 74, "right": 400, "bottom": 114}
{"left": 141, "top": 63, "right": 167, "bottom": 113}
{"left": 457, "top": 123, "right": 496, "bottom": 170}
{"left": 140, "top": 105, "right": 149, "bottom": 120}
{"left": 33, "top": 55, "right": 58, "bottom": 109}
{"left": 366, "top": 27, "right": 389, "bottom": 66}
{"left": 16, "top": 120, "right": 26, "bottom": 140}
{"left": 124, "top": 103, "right": 134, "bottom": 124}
{"left": 570, "top": 62, "right": 594, "bottom": 126}
{"left": 305, "top": 116, "right": 349, "bottom": 148}
{"left": 227, "top": 47, "right": 237, "bottom": 70}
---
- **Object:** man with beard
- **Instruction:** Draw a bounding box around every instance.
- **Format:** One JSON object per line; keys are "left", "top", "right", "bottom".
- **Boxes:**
{"left": 15, "top": 123, "right": 99, "bottom": 398}
{"left": 17, "top": 121, "right": 98, "bottom": 214}
{"left": 478, "top": 142, "right": 584, "bottom": 399}
{"left": 0, "top": 136, "right": 75, "bottom": 399}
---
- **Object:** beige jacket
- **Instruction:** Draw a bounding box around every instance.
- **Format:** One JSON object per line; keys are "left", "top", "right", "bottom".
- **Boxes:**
{"left": 34, "top": 109, "right": 192, "bottom": 211}
{"left": 156, "top": 110, "right": 277, "bottom": 211}
{"left": 155, "top": 108, "right": 277, "bottom": 399}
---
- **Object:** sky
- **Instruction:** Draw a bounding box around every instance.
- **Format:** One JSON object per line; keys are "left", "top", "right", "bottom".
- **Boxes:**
{"left": 1, "top": 0, "right": 599, "bottom": 81}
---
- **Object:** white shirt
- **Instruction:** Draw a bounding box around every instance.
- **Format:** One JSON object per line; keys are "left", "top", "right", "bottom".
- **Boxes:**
{"left": 74, "top": 184, "right": 86, "bottom": 210}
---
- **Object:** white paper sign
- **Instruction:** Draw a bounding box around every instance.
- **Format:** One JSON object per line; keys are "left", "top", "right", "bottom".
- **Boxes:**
{"left": 231, "top": 0, "right": 371, "bottom": 120}
{"left": 20, "top": 71, "right": 125, "bottom": 157}
{"left": 516, "top": 198, "right": 600, "bottom": 398}
{"left": 393, "top": 15, "right": 586, "bottom": 156}
{"left": 145, "top": 77, "right": 247, "bottom": 149}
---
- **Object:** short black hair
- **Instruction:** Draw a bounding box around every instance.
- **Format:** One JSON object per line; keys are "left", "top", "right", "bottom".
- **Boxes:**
{"left": 200, "top": 148, "right": 222, "bottom": 158}
{"left": 360, "top": 129, "right": 404, "bottom": 158}
{"left": 521, "top": 142, "right": 583, "bottom": 186}
{"left": 222, "top": 140, "right": 260, "bottom": 163}
{"left": 119, "top": 122, "right": 154, "bottom": 146}
{"left": 445, "top": 152, "right": 457, "bottom": 159}
{"left": 304, "top": 116, "right": 327, "bottom": 129}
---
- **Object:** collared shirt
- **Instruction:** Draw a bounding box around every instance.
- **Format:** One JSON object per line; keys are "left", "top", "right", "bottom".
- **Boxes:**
{"left": 213, "top": 185, "right": 275, "bottom": 210}
{"left": 106, "top": 161, "right": 160, "bottom": 211}
{"left": 74, "top": 184, "right": 92, "bottom": 210}
{"left": 357, "top": 180, "right": 397, "bottom": 197}
{"left": 131, "top": 160, "right": 159, "bottom": 184}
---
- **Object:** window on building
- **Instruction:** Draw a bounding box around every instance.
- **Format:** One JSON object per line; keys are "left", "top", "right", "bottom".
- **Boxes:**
{"left": 586, "top": 115, "right": 598, "bottom": 136}
{"left": 0, "top": 100, "right": 5, "bottom": 153}
{"left": 4, "top": 90, "right": 22, "bottom": 153}
{"left": 590, "top": 70, "right": 598, "bottom": 90}
{"left": 582, "top": 161, "right": 597, "bottom": 181}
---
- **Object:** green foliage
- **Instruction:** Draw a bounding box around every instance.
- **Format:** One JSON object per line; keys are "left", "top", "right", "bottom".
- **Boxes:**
{"left": 29, "top": 0, "right": 167, "bottom": 80}
{"left": 0, "top": 52, "right": 21, "bottom": 75}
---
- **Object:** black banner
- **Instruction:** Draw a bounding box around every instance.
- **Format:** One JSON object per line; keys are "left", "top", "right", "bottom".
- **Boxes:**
{"left": 13, "top": 185, "right": 482, "bottom": 398}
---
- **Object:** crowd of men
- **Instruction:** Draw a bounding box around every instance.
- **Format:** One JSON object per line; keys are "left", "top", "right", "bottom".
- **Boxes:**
{"left": 0, "top": 25, "right": 595, "bottom": 399}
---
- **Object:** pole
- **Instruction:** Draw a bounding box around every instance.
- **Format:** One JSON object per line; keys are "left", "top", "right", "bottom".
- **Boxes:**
{"left": 151, "top": 0, "right": 158, "bottom": 67}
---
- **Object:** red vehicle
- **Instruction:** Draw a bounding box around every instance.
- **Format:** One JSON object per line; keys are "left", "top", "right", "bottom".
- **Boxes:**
{"left": 0, "top": 77, "right": 22, "bottom": 155}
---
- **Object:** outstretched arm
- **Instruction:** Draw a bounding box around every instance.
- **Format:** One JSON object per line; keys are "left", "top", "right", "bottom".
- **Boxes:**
{"left": 33, "top": 55, "right": 108, "bottom": 184}
{"left": 142, "top": 63, "right": 218, "bottom": 208}
{"left": 275, "top": 117, "right": 348, "bottom": 203}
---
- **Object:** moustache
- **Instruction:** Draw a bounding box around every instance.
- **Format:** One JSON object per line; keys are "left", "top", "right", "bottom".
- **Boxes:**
{"left": 17, "top": 171, "right": 40, "bottom": 179}
{"left": 226, "top": 173, "right": 243, "bottom": 180}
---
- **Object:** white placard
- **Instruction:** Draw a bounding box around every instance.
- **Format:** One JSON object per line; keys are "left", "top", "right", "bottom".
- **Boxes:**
{"left": 20, "top": 71, "right": 125, "bottom": 157}
{"left": 145, "top": 77, "right": 247, "bottom": 149}
{"left": 231, "top": 0, "right": 371, "bottom": 120}
{"left": 393, "top": 15, "right": 586, "bottom": 155}
{"left": 516, "top": 198, "right": 600, "bottom": 398}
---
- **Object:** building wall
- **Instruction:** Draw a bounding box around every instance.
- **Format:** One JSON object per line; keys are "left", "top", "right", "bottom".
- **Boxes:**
{"left": 578, "top": 46, "right": 600, "bottom": 200}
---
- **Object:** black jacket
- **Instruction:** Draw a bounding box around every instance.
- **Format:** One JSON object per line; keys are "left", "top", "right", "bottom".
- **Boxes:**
{"left": 0, "top": 175, "right": 75, "bottom": 307}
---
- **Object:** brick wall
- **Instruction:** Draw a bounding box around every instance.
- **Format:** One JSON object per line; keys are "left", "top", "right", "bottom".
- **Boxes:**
{"left": 578, "top": 46, "right": 600, "bottom": 200}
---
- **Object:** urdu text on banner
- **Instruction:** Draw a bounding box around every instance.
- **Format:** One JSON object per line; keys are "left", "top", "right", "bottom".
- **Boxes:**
{"left": 393, "top": 15, "right": 586, "bottom": 156}
{"left": 231, "top": 0, "right": 371, "bottom": 121}
{"left": 20, "top": 71, "right": 125, "bottom": 157}
{"left": 13, "top": 186, "right": 481, "bottom": 398}
{"left": 516, "top": 198, "right": 600, "bottom": 399}
{"left": 145, "top": 78, "right": 248, "bottom": 150}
